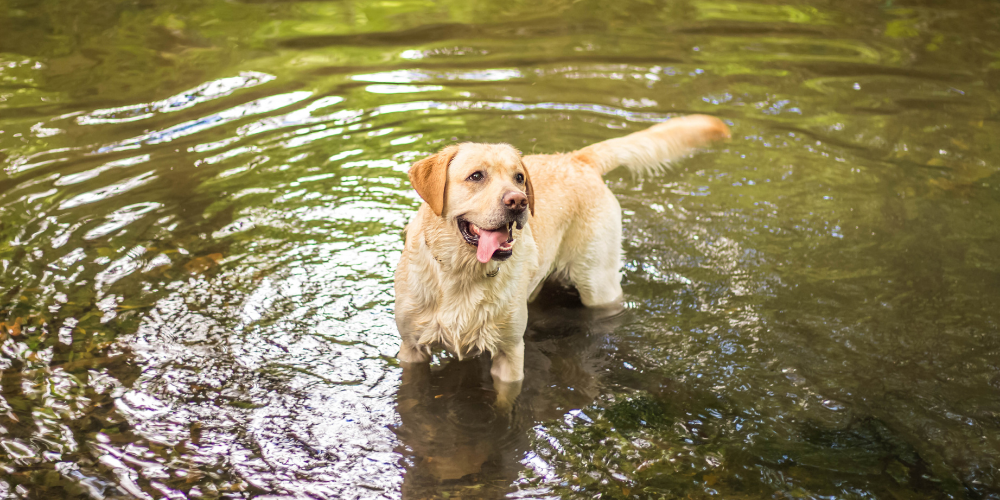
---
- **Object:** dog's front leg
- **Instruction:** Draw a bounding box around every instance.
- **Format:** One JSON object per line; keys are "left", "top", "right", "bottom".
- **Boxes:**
{"left": 490, "top": 340, "right": 524, "bottom": 382}
{"left": 490, "top": 341, "right": 524, "bottom": 411}
{"left": 398, "top": 336, "right": 432, "bottom": 364}
{"left": 493, "top": 377, "right": 523, "bottom": 412}
{"left": 490, "top": 303, "right": 528, "bottom": 410}
{"left": 396, "top": 312, "right": 432, "bottom": 363}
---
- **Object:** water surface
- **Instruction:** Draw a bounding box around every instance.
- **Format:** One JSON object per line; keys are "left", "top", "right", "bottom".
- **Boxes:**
{"left": 1, "top": 0, "right": 999, "bottom": 498}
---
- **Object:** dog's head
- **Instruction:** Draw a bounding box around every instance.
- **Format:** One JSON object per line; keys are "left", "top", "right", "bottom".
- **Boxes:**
{"left": 409, "top": 143, "right": 534, "bottom": 264}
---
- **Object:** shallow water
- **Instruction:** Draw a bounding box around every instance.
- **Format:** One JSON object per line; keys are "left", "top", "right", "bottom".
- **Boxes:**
{"left": 2, "top": 0, "right": 1000, "bottom": 498}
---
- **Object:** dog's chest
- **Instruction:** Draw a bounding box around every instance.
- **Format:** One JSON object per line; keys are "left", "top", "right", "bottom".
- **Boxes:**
{"left": 400, "top": 244, "right": 526, "bottom": 355}
{"left": 396, "top": 225, "right": 538, "bottom": 357}
{"left": 421, "top": 275, "right": 519, "bottom": 355}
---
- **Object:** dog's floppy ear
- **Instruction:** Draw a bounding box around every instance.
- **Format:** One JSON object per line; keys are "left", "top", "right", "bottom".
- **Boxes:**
{"left": 522, "top": 161, "right": 535, "bottom": 216}
{"left": 409, "top": 145, "right": 459, "bottom": 217}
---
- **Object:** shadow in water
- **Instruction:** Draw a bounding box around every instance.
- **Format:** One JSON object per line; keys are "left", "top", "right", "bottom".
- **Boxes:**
{"left": 393, "top": 284, "right": 624, "bottom": 498}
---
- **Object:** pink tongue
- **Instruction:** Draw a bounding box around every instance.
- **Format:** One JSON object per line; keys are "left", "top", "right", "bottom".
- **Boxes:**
{"left": 476, "top": 228, "right": 508, "bottom": 263}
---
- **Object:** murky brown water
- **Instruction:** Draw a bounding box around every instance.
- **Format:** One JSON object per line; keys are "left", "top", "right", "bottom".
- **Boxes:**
{"left": 2, "top": 0, "right": 1000, "bottom": 498}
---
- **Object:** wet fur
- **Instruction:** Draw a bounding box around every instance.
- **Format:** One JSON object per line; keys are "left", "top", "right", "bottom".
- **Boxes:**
{"left": 394, "top": 115, "right": 731, "bottom": 386}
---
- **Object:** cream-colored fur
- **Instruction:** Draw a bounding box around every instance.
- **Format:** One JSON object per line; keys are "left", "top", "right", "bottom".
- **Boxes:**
{"left": 394, "top": 115, "right": 730, "bottom": 390}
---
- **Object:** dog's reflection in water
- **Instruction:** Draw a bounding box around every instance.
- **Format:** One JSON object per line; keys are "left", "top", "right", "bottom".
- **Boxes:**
{"left": 393, "top": 285, "right": 624, "bottom": 497}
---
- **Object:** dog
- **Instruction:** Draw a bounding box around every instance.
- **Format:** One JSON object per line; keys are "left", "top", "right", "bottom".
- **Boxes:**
{"left": 393, "top": 115, "right": 730, "bottom": 391}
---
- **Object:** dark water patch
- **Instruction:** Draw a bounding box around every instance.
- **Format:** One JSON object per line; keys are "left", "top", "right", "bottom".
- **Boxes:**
{"left": 277, "top": 18, "right": 605, "bottom": 49}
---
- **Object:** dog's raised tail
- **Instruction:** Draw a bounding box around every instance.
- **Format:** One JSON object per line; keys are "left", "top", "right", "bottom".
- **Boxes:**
{"left": 573, "top": 114, "right": 730, "bottom": 177}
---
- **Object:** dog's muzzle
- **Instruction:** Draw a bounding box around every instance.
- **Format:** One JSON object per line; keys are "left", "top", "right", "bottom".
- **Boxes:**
{"left": 457, "top": 217, "right": 519, "bottom": 262}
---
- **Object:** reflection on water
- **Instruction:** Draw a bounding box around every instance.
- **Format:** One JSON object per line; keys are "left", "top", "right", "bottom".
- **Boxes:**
{"left": 2, "top": 0, "right": 1000, "bottom": 498}
{"left": 398, "top": 360, "right": 524, "bottom": 488}
{"left": 397, "top": 289, "right": 614, "bottom": 498}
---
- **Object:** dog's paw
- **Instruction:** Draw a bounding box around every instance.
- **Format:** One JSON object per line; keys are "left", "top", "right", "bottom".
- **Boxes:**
{"left": 492, "top": 378, "right": 523, "bottom": 414}
{"left": 397, "top": 343, "right": 431, "bottom": 363}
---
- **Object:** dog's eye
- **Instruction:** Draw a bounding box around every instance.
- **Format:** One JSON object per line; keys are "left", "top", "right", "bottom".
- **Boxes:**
{"left": 467, "top": 171, "right": 484, "bottom": 182}
{"left": 514, "top": 173, "right": 525, "bottom": 184}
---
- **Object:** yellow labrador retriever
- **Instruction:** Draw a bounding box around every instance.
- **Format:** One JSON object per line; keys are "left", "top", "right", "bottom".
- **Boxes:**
{"left": 394, "top": 115, "right": 730, "bottom": 386}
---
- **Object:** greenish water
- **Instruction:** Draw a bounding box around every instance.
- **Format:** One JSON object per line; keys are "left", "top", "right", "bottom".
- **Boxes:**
{"left": 2, "top": 0, "right": 999, "bottom": 498}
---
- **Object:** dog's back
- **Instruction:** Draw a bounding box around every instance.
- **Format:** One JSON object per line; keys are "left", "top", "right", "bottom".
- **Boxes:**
{"left": 520, "top": 115, "right": 731, "bottom": 306}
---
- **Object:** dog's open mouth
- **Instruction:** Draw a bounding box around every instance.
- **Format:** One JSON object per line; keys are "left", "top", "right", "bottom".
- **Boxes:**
{"left": 458, "top": 218, "right": 516, "bottom": 263}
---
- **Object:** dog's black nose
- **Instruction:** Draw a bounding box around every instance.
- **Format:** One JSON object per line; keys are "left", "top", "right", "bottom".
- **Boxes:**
{"left": 503, "top": 191, "right": 528, "bottom": 212}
